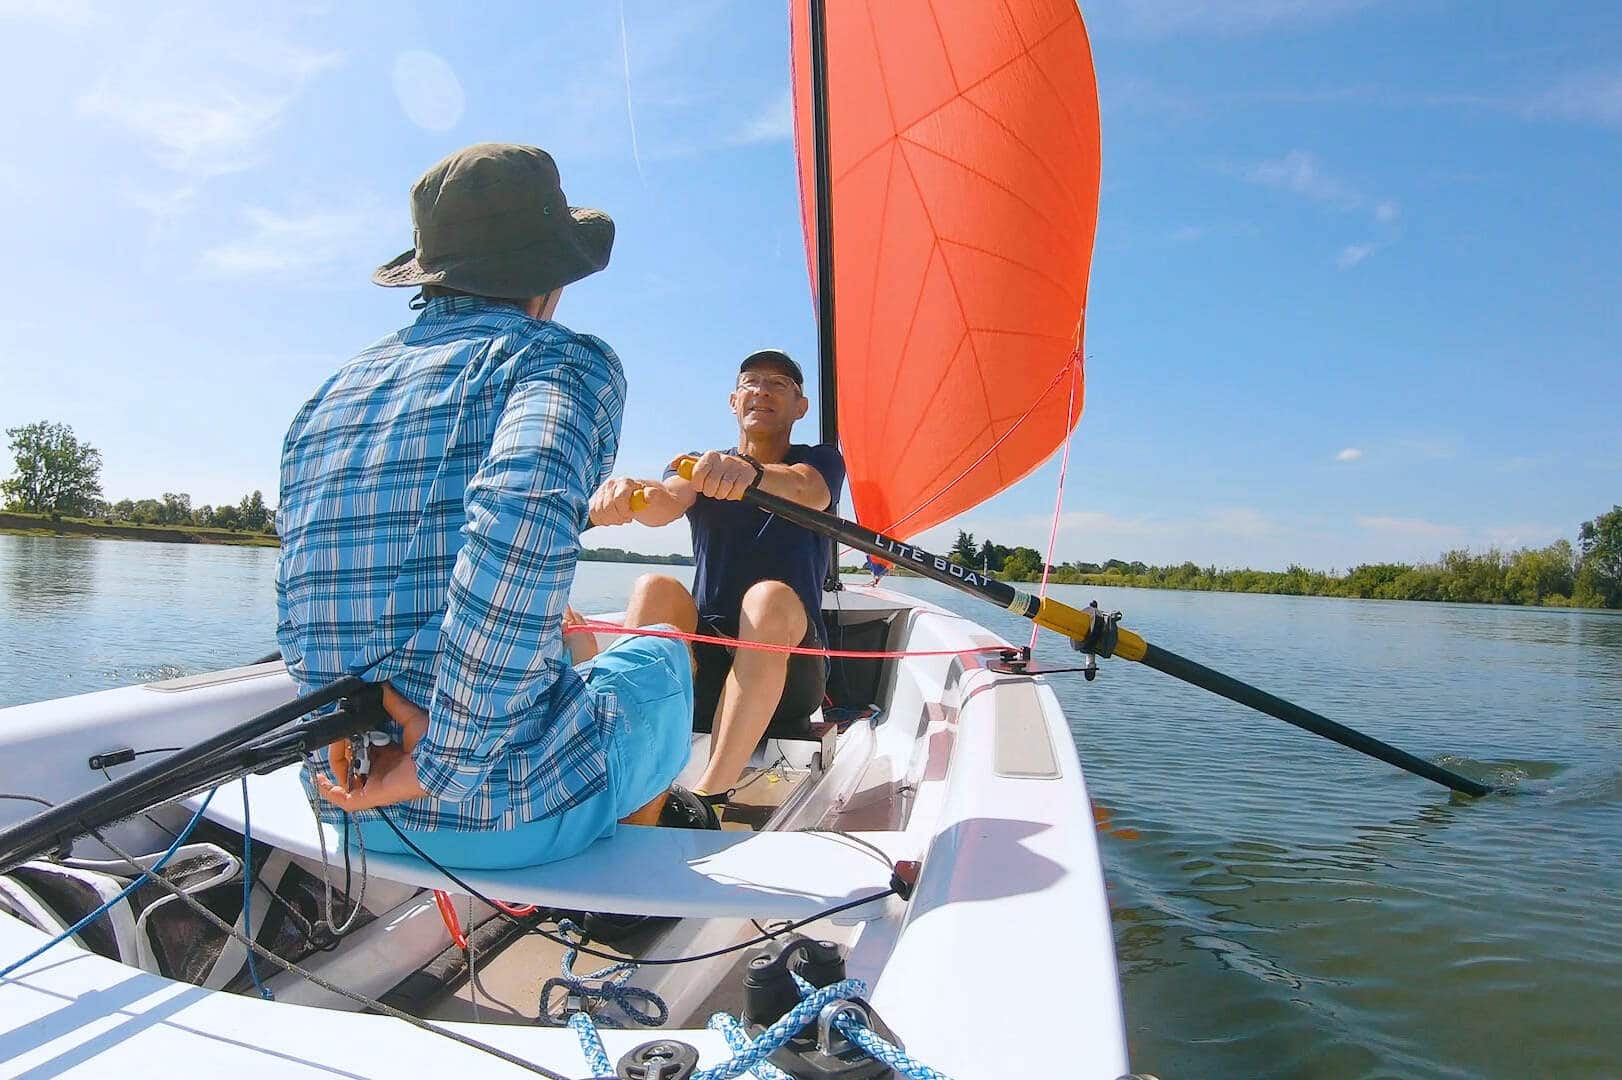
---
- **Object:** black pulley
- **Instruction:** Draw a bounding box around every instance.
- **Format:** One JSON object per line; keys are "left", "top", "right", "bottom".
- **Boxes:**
{"left": 616, "top": 1039, "right": 699, "bottom": 1080}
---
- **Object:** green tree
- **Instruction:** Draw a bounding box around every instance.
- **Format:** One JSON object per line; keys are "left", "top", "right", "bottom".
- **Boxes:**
{"left": 949, "top": 530, "right": 977, "bottom": 565}
{"left": 158, "top": 492, "right": 193, "bottom": 525}
{"left": 977, "top": 540, "right": 1012, "bottom": 573}
{"left": 2, "top": 421, "right": 103, "bottom": 516}
{"left": 1503, "top": 541, "right": 1575, "bottom": 605}
{"left": 998, "top": 546, "right": 1044, "bottom": 581}
{"left": 212, "top": 503, "right": 243, "bottom": 530}
{"left": 239, "top": 490, "right": 269, "bottom": 531}
{"left": 1576, "top": 505, "right": 1622, "bottom": 608}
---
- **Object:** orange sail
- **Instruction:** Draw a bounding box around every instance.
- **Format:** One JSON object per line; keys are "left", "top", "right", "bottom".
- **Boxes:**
{"left": 790, "top": 0, "right": 1100, "bottom": 539}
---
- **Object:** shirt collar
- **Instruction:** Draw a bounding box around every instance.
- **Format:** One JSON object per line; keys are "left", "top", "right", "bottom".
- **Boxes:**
{"left": 418, "top": 294, "right": 530, "bottom": 319}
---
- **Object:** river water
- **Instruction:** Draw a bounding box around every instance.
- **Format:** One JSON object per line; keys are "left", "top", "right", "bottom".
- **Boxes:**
{"left": 1, "top": 534, "right": 1617, "bottom": 1078}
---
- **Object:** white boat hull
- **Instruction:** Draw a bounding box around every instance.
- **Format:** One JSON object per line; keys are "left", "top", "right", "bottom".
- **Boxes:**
{"left": 0, "top": 585, "right": 1128, "bottom": 1078}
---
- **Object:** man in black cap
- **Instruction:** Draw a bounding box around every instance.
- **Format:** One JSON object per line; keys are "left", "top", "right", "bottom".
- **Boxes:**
{"left": 592, "top": 349, "right": 846, "bottom": 812}
{"left": 278, "top": 143, "right": 703, "bottom": 869}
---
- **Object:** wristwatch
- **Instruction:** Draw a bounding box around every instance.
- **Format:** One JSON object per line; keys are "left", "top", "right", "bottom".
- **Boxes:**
{"left": 735, "top": 452, "right": 765, "bottom": 491}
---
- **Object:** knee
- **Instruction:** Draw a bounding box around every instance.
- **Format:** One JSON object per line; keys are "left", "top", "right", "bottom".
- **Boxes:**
{"left": 629, "top": 573, "right": 698, "bottom": 633}
{"left": 739, "top": 580, "right": 807, "bottom": 642}
{"left": 632, "top": 572, "right": 686, "bottom": 601}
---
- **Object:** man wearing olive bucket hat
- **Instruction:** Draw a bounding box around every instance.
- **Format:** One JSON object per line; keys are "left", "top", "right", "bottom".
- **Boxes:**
{"left": 275, "top": 143, "right": 711, "bottom": 870}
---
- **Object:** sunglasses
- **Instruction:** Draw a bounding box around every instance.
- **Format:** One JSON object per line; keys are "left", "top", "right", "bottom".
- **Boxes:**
{"left": 736, "top": 374, "right": 800, "bottom": 395}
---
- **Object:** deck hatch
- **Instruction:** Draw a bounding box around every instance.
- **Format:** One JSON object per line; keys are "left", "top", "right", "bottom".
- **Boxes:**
{"left": 992, "top": 684, "right": 1062, "bottom": 779}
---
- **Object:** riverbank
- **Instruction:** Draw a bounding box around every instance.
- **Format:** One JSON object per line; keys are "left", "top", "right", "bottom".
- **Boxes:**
{"left": 0, "top": 512, "right": 693, "bottom": 565}
{"left": 0, "top": 511, "right": 278, "bottom": 547}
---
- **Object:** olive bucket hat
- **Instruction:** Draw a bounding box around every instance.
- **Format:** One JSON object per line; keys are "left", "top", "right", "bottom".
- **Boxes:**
{"left": 372, "top": 143, "right": 614, "bottom": 299}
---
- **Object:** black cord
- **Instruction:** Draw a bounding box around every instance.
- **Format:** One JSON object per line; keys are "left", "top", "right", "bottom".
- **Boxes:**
{"left": 86, "top": 824, "right": 576, "bottom": 1080}
{"left": 0, "top": 793, "right": 55, "bottom": 809}
{"left": 374, "top": 809, "right": 898, "bottom": 967}
{"left": 338, "top": 812, "right": 356, "bottom": 927}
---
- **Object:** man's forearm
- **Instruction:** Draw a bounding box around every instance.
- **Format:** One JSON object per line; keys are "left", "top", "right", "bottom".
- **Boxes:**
{"left": 756, "top": 463, "right": 830, "bottom": 511}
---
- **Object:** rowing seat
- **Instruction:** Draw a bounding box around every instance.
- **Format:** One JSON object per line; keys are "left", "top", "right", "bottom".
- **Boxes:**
{"left": 182, "top": 763, "right": 909, "bottom": 920}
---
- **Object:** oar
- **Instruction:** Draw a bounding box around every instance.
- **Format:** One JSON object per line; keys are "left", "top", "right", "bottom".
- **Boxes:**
{"left": 672, "top": 458, "right": 1495, "bottom": 798}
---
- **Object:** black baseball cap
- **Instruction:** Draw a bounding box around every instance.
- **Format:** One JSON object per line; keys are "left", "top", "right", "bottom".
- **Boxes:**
{"left": 739, "top": 348, "right": 804, "bottom": 386}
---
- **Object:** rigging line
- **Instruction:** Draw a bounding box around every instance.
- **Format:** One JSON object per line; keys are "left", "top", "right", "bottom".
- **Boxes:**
{"left": 374, "top": 808, "right": 898, "bottom": 968}
{"left": 84, "top": 828, "right": 576, "bottom": 1080}
{"left": 879, "top": 352, "right": 1080, "bottom": 536}
{"left": 0, "top": 788, "right": 218, "bottom": 983}
{"left": 1028, "top": 360, "right": 1080, "bottom": 653}
{"left": 565, "top": 619, "right": 1005, "bottom": 660}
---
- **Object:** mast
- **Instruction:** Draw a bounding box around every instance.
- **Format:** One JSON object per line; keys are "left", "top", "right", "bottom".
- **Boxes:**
{"left": 808, "top": 0, "right": 837, "bottom": 446}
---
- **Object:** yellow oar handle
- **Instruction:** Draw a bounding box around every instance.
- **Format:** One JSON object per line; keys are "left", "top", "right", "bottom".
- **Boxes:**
{"left": 1034, "top": 596, "right": 1148, "bottom": 662}
{"left": 671, "top": 455, "right": 699, "bottom": 481}
{"left": 628, "top": 488, "right": 650, "bottom": 513}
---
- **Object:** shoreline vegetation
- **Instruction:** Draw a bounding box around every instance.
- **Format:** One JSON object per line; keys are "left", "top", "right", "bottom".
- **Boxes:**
{"left": 3, "top": 422, "right": 1614, "bottom": 608}
{"left": 843, "top": 512, "right": 1622, "bottom": 611}
{"left": 0, "top": 512, "right": 694, "bottom": 565}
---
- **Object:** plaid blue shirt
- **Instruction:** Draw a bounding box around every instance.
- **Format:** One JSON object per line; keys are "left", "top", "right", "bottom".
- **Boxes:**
{"left": 276, "top": 296, "right": 625, "bottom": 831}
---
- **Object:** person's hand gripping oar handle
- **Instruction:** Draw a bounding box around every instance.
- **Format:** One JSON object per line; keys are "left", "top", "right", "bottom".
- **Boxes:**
{"left": 670, "top": 456, "right": 1495, "bottom": 798}
{"left": 585, "top": 486, "right": 656, "bottom": 531}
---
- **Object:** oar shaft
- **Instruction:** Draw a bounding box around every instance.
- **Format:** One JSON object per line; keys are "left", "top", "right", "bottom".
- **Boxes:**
{"left": 679, "top": 460, "right": 1491, "bottom": 797}
{"left": 1139, "top": 644, "right": 1492, "bottom": 797}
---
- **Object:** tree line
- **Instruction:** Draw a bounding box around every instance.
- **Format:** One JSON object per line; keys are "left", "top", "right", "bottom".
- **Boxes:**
{"left": 949, "top": 507, "right": 1622, "bottom": 610}
{"left": 3, "top": 420, "right": 274, "bottom": 533}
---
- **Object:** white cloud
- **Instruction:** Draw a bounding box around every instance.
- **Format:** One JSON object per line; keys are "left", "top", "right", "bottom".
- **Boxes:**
{"left": 730, "top": 89, "right": 793, "bottom": 145}
{"left": 1239, "top": 150, "right": 1364, "bottom": 209}
{"left": 916, "top": 505, "right": 1289, "bottom": 569}
{"left": 1523, "top": 70, "right": 1622, "bottom": 128}
{"left": 76, "top": 18, "right": 340, "bottom": 181}
{"left": 1335, "top": 447, "right": 1364, "bottom": 461}
{"left": 1336, "top": 242, "right": 1378, "bottom": 268}
{"left": 1373, "top": 200, "right": 1400, "bottom": 223}
{"left": 1085, "top": 0, "right": 1385, "bottom": 37}
{"left": 1354, "top": 515, "right": 1465, "bottom": 543}
{"left": 0, "top": 0, "right": 95, "bottom": 25}
{"left": 1482, "top": 524, "right": 1562, "bottom": 550}
{"left": 1354, "top": 516, "right": 1565, "bottom": 556}
{"left": 392, "top": 50, "right": 466, "bottom": 133}
{"left": 201, "top": 201, "right": 387, "bottom": 279}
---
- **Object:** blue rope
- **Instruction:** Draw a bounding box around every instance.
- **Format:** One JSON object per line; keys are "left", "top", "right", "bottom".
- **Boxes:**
{"left": 538, "top": 919, "right": 668, "bottom": 1028}
{"left": 240, "top": 777, "right": 272, "bottom": 1000}
{"left": 568, "top": 969, "right": 958, "bottom": 1080}
{"left": 706, "top": 1012, "right": 793, "bottom": 1080}
{"left": 791, "top": 972, "right": 953, "bottom": 1080}
{"left": 690, "top": 978, "right": 866, "bottom": 1080}
{"left": 0, "top": 788, "right": 218, "bottom": 982}
{"left": 567, "top": 1011, "right": 614, "bottom": 1076}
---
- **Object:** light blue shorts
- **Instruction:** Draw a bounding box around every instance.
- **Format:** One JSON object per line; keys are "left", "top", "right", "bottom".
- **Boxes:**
{"left": 355, "top": 631, "right": 693, "bottom": 870}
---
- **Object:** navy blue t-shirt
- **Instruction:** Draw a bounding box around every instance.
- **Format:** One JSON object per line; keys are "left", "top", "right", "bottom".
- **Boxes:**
{"left": 668, "top": 444, "right": 846, "bottom": 645}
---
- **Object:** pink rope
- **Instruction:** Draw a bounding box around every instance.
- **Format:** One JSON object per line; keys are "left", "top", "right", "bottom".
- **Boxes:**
{"left": 1028, "top": 356, "right": 1081, "bottom": 652}
{"left": 564, "top": 619, "right": 1006, "bottom": 660}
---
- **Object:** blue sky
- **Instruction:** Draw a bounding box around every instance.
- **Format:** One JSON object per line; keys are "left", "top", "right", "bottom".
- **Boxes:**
{"left": 0, "top": 0, "right": 1617, "bottom": 571}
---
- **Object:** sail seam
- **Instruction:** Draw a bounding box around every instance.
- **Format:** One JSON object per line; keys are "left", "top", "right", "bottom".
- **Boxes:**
{"left": 880, "top": 354, "right": 1079, "bottom": 535}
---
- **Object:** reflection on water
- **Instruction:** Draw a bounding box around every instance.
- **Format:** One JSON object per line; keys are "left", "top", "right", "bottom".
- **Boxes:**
{"left": 0, "top": 538, "right": 1618, "bottom": 1076}
{"left": 2, "top": 534, "right": 99, "bottom": 611}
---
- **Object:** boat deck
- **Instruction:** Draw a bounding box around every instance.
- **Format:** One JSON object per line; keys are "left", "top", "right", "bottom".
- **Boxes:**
{"left": 426, "top": 762, "right": 814, "bottom": 1025}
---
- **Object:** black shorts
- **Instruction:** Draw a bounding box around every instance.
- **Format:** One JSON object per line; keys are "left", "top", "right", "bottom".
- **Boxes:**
{"left": 691, "top": 621, "right": 828, "bottom": 734}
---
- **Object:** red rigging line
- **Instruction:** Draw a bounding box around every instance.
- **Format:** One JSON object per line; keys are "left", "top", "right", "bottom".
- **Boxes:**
{"left": 564, "top": 619, "right": 1006, "bottom": 660}
{"left": 789, "top": 0, "right": 1100, "bottom": 541}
